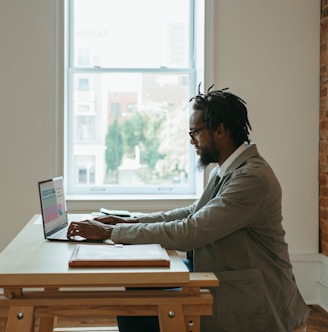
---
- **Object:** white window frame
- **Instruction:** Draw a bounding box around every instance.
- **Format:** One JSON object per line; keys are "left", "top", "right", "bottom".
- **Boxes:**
{"left": 54, "top": 0, "right": 216, "bottom": 213}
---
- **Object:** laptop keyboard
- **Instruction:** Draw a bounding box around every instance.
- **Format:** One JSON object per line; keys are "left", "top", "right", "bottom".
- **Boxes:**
{"left": 54, "top": 227, "right": 68, "bottom": 239}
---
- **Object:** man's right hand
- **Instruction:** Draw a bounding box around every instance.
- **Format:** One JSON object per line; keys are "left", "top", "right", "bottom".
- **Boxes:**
{"left": 67, "top": 219, "right": 113, "bottom": 240}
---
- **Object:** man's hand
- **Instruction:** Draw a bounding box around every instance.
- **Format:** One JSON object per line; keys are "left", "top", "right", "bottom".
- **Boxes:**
{"left": 67, "top": 219, "right": 113, "bottom": 240}
{"left": 93, "top": 215, "right": 139, "bottom": 225}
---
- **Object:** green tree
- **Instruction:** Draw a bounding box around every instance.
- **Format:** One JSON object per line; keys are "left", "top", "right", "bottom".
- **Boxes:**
{"left": 122, "top": 110, "right": 165, "bottom": 171}
{"left": 122, "top": 111, "right": 146, "bottom": 157}
{"left": 105, "top": 120, "right": 123, "bottom": 182}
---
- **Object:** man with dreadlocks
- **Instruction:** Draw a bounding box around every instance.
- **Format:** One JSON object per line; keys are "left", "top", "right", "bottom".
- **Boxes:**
{"left": 68, "top": 86, "right": 309, "bottom": 331}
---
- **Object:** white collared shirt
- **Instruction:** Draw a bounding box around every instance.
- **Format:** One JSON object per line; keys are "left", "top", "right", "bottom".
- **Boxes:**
{"left": 217, "top": 142, "right": 251, "bottom": 178}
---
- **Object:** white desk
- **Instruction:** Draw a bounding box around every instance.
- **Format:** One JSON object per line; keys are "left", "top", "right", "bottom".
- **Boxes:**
{"left": 0, "top": 215, "right": 218, "bottom": 332}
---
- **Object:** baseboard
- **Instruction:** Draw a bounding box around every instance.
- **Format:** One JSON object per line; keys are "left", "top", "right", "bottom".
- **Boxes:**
{"left": 318, "top": 254, "right": 328, "bottom": 312}
{"left": 290, "top": 253, "right": 328, "bottom": 310}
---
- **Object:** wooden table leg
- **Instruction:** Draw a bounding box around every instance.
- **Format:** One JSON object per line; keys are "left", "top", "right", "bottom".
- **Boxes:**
{"left": 158, "top": 304, "right": 188, "bottom": 332}
{"left": 184, "top": 315, "right": 200, "bottom": 332}
{"left": 0, "top": 318, "right": 8, "bottom": 332}
{"left": 38, "top": 316, "right": 57, "bottom": 332}
{"left": 5, "top": 306, "right": 35, "bottom": 332}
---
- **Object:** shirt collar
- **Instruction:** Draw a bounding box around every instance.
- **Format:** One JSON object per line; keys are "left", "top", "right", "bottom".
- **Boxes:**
{"left": 217, "top": 142, "right": 250, "bottom": 178}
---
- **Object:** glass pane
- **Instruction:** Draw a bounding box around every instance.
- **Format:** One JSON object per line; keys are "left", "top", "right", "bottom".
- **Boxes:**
{"left": 72, "top": 0, "right": 191, "bottom": 68}
{"left": 70, "top": 72, "right": 191, "bottom": 190}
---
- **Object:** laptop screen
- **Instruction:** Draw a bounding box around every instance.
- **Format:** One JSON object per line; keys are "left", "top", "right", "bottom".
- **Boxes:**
{"left": 38, "top": 176, "right": 68, "bottom": 235}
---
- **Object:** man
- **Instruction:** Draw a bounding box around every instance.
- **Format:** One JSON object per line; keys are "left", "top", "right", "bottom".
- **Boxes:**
{"left": 68, "top": 86, "right": 309, "bottom": 331}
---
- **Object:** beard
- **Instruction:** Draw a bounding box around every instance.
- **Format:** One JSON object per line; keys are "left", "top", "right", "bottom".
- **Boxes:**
{"left": 197, "top": 146, "right": 218, "bottom": 169}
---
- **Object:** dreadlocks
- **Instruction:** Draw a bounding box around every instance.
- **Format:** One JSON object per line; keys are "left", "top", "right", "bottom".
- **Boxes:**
{"left": 190, "top": 83, "right": 252, "bottom": 146}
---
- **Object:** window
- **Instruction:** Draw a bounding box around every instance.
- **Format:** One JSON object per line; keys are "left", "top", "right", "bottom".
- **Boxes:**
{"left": 66, "top": 0, "right": 206, "bottom": 196}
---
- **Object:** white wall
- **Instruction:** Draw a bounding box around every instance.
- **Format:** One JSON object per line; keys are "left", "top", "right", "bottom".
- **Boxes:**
{"left": 214, "top": 0, "right": 320, "bottom": 254}
{"left": 0, "top": 1, "right": 61, "bottom": 250}
{"left": 0, "top": 0, "right": 321, "bottom": 301}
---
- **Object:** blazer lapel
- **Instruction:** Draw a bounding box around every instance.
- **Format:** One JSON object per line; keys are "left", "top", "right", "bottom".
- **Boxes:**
{"left": 194, "top": 171, "right": 219, "bottom": 212}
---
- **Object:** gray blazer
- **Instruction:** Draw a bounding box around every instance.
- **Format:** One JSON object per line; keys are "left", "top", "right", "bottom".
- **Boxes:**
{"left": 111, "top": 144, "right": 309, "bottom": 331}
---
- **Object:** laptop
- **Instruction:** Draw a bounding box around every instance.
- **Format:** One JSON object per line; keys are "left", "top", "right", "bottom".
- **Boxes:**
{"left": 38, "top": 176, "right": 89, "bottom": 242}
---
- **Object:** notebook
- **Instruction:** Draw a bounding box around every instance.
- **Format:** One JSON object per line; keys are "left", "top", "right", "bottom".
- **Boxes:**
{"left": 69, "top": 244, "right": 170, "bottom": 268}
{"left": 38, "top": 176, "right": 89, "bottom": 242}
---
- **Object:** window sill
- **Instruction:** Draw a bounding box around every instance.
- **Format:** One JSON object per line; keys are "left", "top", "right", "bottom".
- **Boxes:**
{"left": 66, "top": 194, "right": 198, "bottom": 214}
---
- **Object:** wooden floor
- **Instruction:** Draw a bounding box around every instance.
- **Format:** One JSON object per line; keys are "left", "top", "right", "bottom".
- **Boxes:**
{"left": 0, "top": 305, "right": 327, "bottom": 331}
{"left": 307, "top": 305, "right": 328, "bottom": 332}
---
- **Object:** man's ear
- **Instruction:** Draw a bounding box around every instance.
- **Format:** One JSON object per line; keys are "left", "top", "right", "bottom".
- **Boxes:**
{"left": 216, "top": 123, "right": 226, "bottom": 137}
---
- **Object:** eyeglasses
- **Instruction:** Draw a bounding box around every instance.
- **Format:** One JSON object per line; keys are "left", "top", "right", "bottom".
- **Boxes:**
{"left": 188, "top": 127, "right": 206, "bottom": 140}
